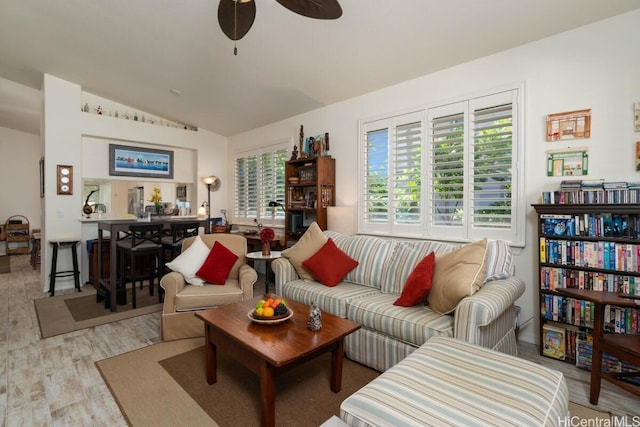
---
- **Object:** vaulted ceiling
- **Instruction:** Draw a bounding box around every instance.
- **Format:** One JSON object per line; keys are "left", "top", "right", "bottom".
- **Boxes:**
{"left": 1, "top": 0, "right": 639, "bottom": 136}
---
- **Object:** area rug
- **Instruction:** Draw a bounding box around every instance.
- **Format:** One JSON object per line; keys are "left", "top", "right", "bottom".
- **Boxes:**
{"left": 34, "top": 285, "right": 162, "bottom": 338}
{"left": 96, "top": 340, "right": 612, "bottom": 427}
{"left": 0, "top": 255, "right": 10, "bottom": 274}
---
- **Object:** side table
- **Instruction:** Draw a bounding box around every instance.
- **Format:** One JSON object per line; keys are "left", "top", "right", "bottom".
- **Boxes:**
{"left": 245, "top": 251, "right": 282, "bottom": 294}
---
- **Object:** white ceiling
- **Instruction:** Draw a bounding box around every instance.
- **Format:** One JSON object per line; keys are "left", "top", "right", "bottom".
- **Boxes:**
{"left": 1, "top": 0, "right": 639, "bottom": 137}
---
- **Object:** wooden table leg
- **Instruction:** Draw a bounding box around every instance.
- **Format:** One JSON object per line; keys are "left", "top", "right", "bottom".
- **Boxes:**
{"left": 259, "top": 361, "right": 276, "bottom": 427}
{"left": 330, "top": 339, "right": 344, "bottom": 393}
{"left": 205, "top": 325, "right": 218, "bottom": 385}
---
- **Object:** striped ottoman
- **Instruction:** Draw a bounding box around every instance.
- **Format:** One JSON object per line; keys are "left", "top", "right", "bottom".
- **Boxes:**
{"left": 340, "top": 337, "right": 569, "bottom": 427}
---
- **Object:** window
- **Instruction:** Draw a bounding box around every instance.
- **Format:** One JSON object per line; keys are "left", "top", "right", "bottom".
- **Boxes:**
{"left": 234, "top": 141, "right": 288, "bottom": 226}
{"left": 361, "top": 110, "right": 424, "bottom": 236}
{"left": 359, "top": 86, "right": 524, "bottom": 245}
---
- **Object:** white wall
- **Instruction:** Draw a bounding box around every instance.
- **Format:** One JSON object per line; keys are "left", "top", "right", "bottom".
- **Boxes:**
{"left": 0, "top": 126, "right": 41, "bottom": 239}
{"left": 42, "top": 74, "right": 229, "bottom": 291}
{"left": 227, "top": 10, "right": 640, "bottom": 345}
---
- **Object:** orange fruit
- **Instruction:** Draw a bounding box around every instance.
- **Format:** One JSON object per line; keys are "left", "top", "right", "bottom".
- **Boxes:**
{"left": 263, "top": 307, "right": 274, "bottom": 317}
{"left": 272, "top": 299, "right": 281, "bottom": 308}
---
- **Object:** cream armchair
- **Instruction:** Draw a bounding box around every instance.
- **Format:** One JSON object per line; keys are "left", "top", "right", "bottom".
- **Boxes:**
{"left": 160, "top": 233, "right": 258, "bottom": 341}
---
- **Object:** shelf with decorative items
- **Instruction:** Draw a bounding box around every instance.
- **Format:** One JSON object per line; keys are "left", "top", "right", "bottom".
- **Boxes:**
{"left": 284, "top": 156, "right": 335, "bottom": 246}
{"left": 80, "top": 92, "right": 198, "bottom": 131}
{"left": 532, "top": 203, "right": 640, "bottom": 383}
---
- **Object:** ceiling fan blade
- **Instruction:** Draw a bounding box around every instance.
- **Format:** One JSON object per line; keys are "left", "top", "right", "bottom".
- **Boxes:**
{"left": 275, "top": 0, "right": 342, "bottom": 19}
{"left": 218, "top": 0, "right": 256, "bottom": 41}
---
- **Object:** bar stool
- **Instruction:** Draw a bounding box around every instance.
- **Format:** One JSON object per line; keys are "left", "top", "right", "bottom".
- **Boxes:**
{"left": 162, "top": 221, "right": 200, "bottom": 261}
{"left": 49, "top": 239, "right": 81, "bottom": 296}
{"left": 117, "top": 223, "right": 163, "bottom": 308}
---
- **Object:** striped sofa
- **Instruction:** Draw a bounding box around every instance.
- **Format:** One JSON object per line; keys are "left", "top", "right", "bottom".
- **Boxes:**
{"left": 340, "top": 336, "right": 569, "bottom": 426}
{"left": 273, "top": 231, "right": 525, "bottom": 372}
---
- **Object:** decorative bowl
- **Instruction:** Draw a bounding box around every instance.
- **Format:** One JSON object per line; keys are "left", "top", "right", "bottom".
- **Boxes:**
{"left": 247, "top": 308, "right": 293, "bottom": 325}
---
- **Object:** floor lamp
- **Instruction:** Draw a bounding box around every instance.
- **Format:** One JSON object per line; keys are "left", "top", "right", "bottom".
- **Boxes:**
{"left": 201, "top": 176, "right": 220, "bottom": 231}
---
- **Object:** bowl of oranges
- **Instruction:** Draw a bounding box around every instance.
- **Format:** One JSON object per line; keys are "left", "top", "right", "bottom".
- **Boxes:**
{"left": 248, "top": 297, "right": 293, "bottom": 325}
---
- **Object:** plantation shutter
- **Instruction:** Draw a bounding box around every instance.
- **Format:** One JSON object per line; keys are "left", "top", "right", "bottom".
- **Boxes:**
{"left": 258, "top": 148, "right": 287, "bottom": 222}
{"left": 362, "top": 119, "right": 389, "bottom": 231}
{"left": 428, "top": 90, "right": 519, "bottom": 240}
{"left": 361, "top": 111, "right": 423, "bottom": 235}
{"left": 428, "top": 102, "right": 466, "bottom": 237}
{"left": 469, "top": 90, "right": 518, "bottom": 239}
{"left": 234, "top": 154, "right": 258, "bottom": 220}
{"left": 234, "top": 141, "right": 288, "bottom": 226}
{"left": 392, "top": 118, "right": 422, "bottom": 227}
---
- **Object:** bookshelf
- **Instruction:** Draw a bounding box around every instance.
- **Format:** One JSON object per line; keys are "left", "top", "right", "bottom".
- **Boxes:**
{"left": 284, "top": 156, "right": 335, "bottom": 246}
{"left": 533, "top": 203, "right": 640, "bottom": 387}
{"left": 541, "top": 179, "right": 640, "bottom": 204}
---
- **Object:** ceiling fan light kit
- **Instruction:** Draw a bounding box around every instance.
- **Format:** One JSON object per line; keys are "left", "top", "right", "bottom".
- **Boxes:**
{"left": 218, "top": 0, "right": 342, "bottom": 54}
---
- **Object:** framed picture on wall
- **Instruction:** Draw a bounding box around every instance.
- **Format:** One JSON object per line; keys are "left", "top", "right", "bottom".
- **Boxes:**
{"left": 545, "top": 109, "right": 591, "bottom": 142}
{"left": 546, "top": 148, "right": 589, "bottom": 176}
{"left": 109, "top": 144, "right": 174, "bottom": 179}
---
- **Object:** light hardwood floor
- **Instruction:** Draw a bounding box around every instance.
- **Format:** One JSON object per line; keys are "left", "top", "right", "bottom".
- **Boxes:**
{"left": 1, "top": 254, "right": 638, "bottom": 426}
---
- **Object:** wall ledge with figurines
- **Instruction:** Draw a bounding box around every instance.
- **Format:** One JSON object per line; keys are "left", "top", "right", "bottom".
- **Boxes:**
{"left": 80, "top": 91, "right": 198, "bottom": 132}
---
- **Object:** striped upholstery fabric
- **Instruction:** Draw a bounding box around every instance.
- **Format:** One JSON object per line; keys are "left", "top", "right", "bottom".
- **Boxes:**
{"left": 277, "top": 278, "right": 378, "bottom": 318}
{"left": 273, "top": 233, "right": 525, "bottom": 373}
{"left": 273, "top": 257, "right": 302, "bottom": 291}
{"left": 341, "top": 337, "right": 569, "bottom": 427}
{"left": 484, "top": 238, "right": 514, "bottom": 283}
{"left": 345, "top": 328, "right": 419, "bottom": 373}
{"left": 324, "top": 231, "right": 395, "bottom": 289}
{"left": 455, "top": 277, "right": 525, "bottom": 347}
{"left": 379, "top": 240, "right": 460, "bottom": 294}
{"left": 346, "top": 293, "right": 453, "bottom": 346}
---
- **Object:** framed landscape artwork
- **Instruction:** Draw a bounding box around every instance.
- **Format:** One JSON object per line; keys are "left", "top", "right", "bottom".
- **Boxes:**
{"left": 109, "top": 144, "right": 174, "bottom": 179}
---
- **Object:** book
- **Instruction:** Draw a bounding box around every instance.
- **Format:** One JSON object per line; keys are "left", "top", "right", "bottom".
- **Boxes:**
{"left": 542, "top": 323, "right": 566, "bottom": 360}
{"left": 602, "top": 213, "right": 613, "bottom": 236}
{"left": 541, "top": 214, "right": 574, "bottom": 236}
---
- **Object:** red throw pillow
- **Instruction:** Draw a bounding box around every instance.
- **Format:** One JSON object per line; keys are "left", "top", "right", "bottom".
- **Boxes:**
{"left": 393, "top": 252, "right": 436, "bottom": 307}
{"left": 195, "top": 241, "right": 239, "bottom": 285}
{"left": 302, "top": 238, "right": 358, "bottom": 287}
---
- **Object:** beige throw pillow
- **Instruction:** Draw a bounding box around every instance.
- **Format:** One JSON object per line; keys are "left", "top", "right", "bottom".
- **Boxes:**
{"left": 427, "top": 238, "right": 488, "bottom": 315}
{"left": 281, "top": 222, "right": 328, "bottom": 281}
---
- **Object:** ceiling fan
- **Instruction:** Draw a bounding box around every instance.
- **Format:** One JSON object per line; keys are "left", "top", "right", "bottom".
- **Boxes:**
{"left": 218, "top": 0, "right": 343, "bottom": 54}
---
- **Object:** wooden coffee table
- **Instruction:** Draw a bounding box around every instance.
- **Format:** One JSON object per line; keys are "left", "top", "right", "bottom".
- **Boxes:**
{"left": 196, "top": 297, "right": 361, "bottom": 427}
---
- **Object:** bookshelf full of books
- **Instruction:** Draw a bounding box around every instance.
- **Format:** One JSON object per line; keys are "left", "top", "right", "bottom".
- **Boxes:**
{"left": 541, "top": 179, "right": 640, "bottom": 205}
{"left": 533, "top": 202, "right": 640, "bottom": 382}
